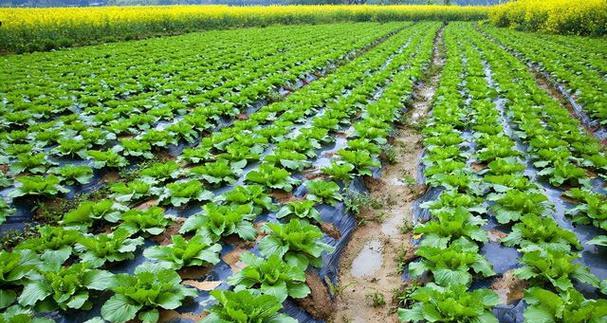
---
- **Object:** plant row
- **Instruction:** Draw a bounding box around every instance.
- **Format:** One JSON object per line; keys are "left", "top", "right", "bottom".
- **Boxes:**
{"left": 399, "top": 22, "right": 501, "bottom": 323}
{"left": 0, "top": 22, "right": 403, "bottom": 223}
{"left": 457, "top": 24, "right": 607, "bottom": 190}
{"left": 399, "top": 22, "right": 607, "bottom": 323}
{"left": 463, "top": 22, "right": 607, "bottom": 250}
{"left": 481, "top": 24, "right": 607, "bottom": 126}
{"left": 0, "top": 22, "right": 440, "bottom": 323}
{"left": 466, "top": 24, "right": 607, "bottom": 322}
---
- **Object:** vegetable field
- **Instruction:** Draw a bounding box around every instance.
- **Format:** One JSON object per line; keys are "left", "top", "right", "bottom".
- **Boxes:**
{"left": 0, "top": 16, "right": 606, "bottom": 323}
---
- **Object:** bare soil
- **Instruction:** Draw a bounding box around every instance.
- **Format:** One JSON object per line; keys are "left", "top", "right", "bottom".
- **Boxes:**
{"left": 297, "top": 271, "right": 335, "bottom": 320}
{"left": 491, "top": 270, "right": 527, "bottom": 305}
{"left": 329, "top": 25, "right": 445, "bottom": 323}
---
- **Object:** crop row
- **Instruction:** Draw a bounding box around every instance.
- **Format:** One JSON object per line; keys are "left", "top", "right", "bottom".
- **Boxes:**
{"left": 465, "top": 21, "right": 607, "bottom": 250}
{"left": 480, "top": 24, "right": 607, "bottom": 129}
{"left": 399, "top": 21, "right": 500, "bottom": 322}
{"left": 399, "top": 22, "right": 607, "bottom": 323}
{"left": 468, "top": 23, "right": 607, "bottom": 321}
{"left": 0, "top": 22, "right": 405, "bottom": 224}
{"left": 463, "top": 25, "right": 607, "bottom": 190}
{"left": 0, "top": 22, "right": 440, "bottom": 322}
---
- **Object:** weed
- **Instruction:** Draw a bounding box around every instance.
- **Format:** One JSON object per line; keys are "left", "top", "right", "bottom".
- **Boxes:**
{"left": 33, "top": 197, "right": 80, "bottom": 224}
{"left": 402, "top": 174, "right": 417, "bottom": 186}
{"left": 395, "top": 243, "right": 414, "bottom": 274}
{"left": 400, "top": 218, "right": 414, "bottom": 234}
{"left": 327, "top": 278, "right": 356, "bottom": 298}
{"left": 344, "top": 191, "right": 381, "bottom": 217}
{"left": 381, "top": 144, "right": 398, "bottom": 165}
{"left": 0, "top": 224, "right": 38, "bottom": 251}
{"left": 365, "top": 291, "right": 386, "bottom": 307}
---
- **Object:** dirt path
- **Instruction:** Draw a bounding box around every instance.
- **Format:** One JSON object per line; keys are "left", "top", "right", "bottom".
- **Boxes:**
{"left": 329, "top": 25, "right": 445, "bottom": 323}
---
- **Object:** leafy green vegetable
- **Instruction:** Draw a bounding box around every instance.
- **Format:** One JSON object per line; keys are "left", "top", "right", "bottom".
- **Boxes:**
{"left": 15, "top": 226, "right": 81, "bottom": 264}
{"left": 409, "top": 238, "right": 494, "bottom": 286}
{"left": 514, "top": 249, "right": 599, "bottom": 291}
{"left": 75, "top": 228, "right": 144, "bottom": 268}
{"left": 140, "top": 129, "right": 177, "bottom": 148}
{"left": 321, "top": 161, "right": 355, "bottom": 182}
{"left": 18, "top": 262, "right": 114, "bottom": 311}
{"left": 258, "top": 219, "right": 334, "bottom": 270}
{"left": 420, "top": 191, "right": 485, "bottom": 214}
{"left": 118, "top": 207, "right": 170, "bottom": 236}
{"left": 179, "top": 146, "right": 212, "bottom": 164}
{"left": 227, "top": 253, "right": 310, "bottom": 302}
{"left": 537, "top": 160, "right": 589, "bottom": 187}
{"left": 101, "top": 263, "right": 196, "bottom": 323}
{"left": 0, "top": 304, "right": 54, "bottom": 323}
{"left": 502, "top": 214, "right": 582, "bottom": 253}
{"left": 53, "top": 138, "right": 90, "bottom": 157}
{"left": 86, "top": 150, "right": 128, "bottom": 169}
{"left": 0, "top": 199, "right": 15, "bottom": 226}
{"left": 588, "top": 235, "right": 607, "bottom": 247}
{"left": 276, "top": 200, "right": 321, "bottom": 223}
{"left": 337, "top": 149, "right": 380, "bottom": 176}
{"left": 110, "top": 180, "right": 152, "bottom": 203}
{"left": 523, "top": 287, "right": 607, "bottom": 323}
{"left": 189, "top": 159, "right": 244, "bottom": 185}
{"left": 564, "top": 188, "right": 607, "bottom": 231}
{"left": 158, "top": 180, "right": 214, "bottom": 207}
{"left": 415, "top": 207, "right": 488, "bottom": 248}
{"left": 9, "top": 153, "right": 55, "bottom": 176}
{"left": 245, "top": 163, "right": 300, "bottom": 192}
{"left": 202, "top": 289, "right": 296, "bottom": 323}
{"left": 488, "top": 189, "right": 548, "bottom": 224}
{"left": 215, "top": 185, "right": 276, "bottom": 214}
{"left": 398, "top": 283, "right": 499, "bottom": 323}
{"left": 139, "top": 161, "right": 181, "bottom": 182}
{"left": 179, "top": 203, "right": 256, "bottom": 240}
{"left": 62, "top": 199, "right": 126, "bottom": 228}
{"left": 265, "top": 149, "right": 310, "bottom": 171}
{"left": 143, "top": 234, "right": 221, "bottom": 270}
{"left": 50, "top": 165, "right": 94, "bottom": 185}
{"left": 117, "top": 138, "right": 154, "bottom": 159}
{"left": 9, "top": 175, "right": 68, "bottom": 198}
{"left": 305, "top": 180, "right": 342, "bottom": 206}
{"left": 0, "top": 250, "right": 40, "bottom": 309}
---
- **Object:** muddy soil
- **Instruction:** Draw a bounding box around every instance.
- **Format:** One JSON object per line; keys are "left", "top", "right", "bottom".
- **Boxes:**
{"left": 330, "top": 25, "right": 445, "bottom": 323}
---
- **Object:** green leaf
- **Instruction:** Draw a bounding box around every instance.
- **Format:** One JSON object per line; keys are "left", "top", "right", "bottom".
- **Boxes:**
{"left": 138, "top": 309, "right": 159, "bottom": 323}
{"left": 101, "top": 295, "right": 142, "bottom": 323}
{"left": 66, "top": 292, "right": 89, "bottom": 309}
{"left": 0, "top": 289, "right": 17, "bottom": 309}
{"left": 18, "top": 282, "right": 51, "bottom": 307}
{"left": 84, "top": 269, "right": 115, "bottom": 290}
{"left": 156, "top": 291, "right": 185, "bottom": 310}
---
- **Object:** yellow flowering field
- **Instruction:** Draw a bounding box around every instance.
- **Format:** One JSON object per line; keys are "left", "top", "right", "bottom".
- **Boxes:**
{"left": 489, "top": 0, "right": 607, "bottom": 36}
{"left": 0, "top": 5, "right": 489, "bottom": 53}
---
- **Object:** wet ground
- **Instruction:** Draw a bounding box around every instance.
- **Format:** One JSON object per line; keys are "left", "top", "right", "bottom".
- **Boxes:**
{"left": 330, "top": 24, "right": 444, "bottom": 323}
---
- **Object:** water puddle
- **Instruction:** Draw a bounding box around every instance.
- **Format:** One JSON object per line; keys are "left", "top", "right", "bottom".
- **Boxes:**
{"left": 350, "top": 239, "right": 384, "bottom": 278}
{"left": 381, "top": 207, "right": 406, "bottom": 237}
